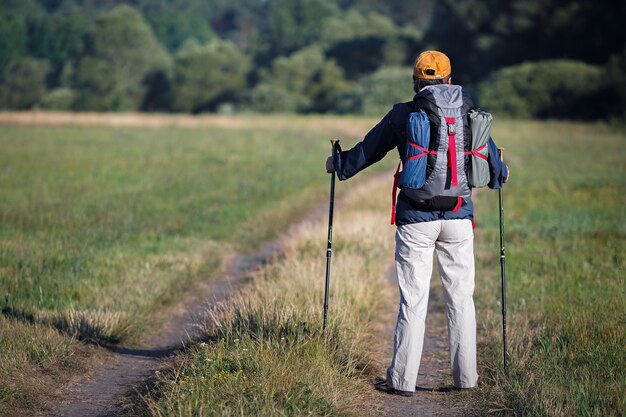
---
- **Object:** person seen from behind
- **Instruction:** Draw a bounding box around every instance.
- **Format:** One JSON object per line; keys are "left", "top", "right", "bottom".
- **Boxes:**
{"left": 325, "top": 50, "right": 509, "bottom": 396}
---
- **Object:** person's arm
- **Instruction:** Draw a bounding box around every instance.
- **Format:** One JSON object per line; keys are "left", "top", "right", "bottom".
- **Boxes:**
{"left": 487, "top": 137, "right": 509, "bottom": 189}
{"left": 330, "top": 109, "right": 400, "bottom": 180}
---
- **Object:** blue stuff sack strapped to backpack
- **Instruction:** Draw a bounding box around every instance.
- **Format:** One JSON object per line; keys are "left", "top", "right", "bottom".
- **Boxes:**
{"left": 398, "top": 111, "right": 430, "bottom": 190}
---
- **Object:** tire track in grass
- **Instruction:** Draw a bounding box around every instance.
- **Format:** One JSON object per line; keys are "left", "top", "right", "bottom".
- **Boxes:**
{"left": 41, "top": 170, "right": 372, "bottom": 417}
{"left": 42, "top": 170, "right": 481, "bottom": 417}
{"left": 42, "top": 205, "right": 332, "bottom": 417}
{"left": 42, "top": 258, "right": 252, "bottom": 417}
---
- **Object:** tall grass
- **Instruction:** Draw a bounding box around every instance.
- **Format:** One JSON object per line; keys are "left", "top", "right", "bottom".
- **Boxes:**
{"left": 0, "top": 119, "right": 375, "bottom": 340}
{"left": 139, "top": 119, "right": 624, "bottom": 416}
{"left": 0, "top": 315, "right": 87, "bottom": 416}
{"left": 0, "top": 115, "right": 381, "bottom": 416}
{"left": 2, "top": 116, "right": 622, "bottom": 416}
{"left": 472, "top": 119, "right": 625, "bottom": 416}
{"left": 138, "top": 178, "right": 396, "bottom": 416}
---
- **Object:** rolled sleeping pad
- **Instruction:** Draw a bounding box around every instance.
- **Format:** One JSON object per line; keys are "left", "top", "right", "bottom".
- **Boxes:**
{"left": 467, "top": 109, "right": 493, "bottom": 188}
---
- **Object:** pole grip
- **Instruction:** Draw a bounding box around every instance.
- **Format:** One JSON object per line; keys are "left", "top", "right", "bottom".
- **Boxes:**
{"left": 331, "top": 139, "right": 340, "bottom": 160}
{"left": 498, "top": 147, "right": 505, "bottom": 161}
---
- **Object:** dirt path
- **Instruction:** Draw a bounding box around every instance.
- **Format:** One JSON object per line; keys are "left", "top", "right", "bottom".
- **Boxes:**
{"left": 41, "top": 171, "right": 479, "bottom": 416}
{"left": 38, "top": 168, "right": 388, "bottom": 417}
{"left": 43, "top": 211, "right": 325, "bottom": 417}
{"left": 43, "top": 257, "right": 256, "bottom": 417}
{"left": 376, "top": 268, "right": 478, "bottom": 417}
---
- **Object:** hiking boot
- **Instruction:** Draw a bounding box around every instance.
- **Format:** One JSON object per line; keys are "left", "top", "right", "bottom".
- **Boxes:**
{"left": 374, "top": 380, "right": 414, "bottom": 397}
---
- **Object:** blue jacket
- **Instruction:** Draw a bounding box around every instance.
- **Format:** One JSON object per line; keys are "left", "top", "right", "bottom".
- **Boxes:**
{"left": 333, "top": 101, "right": 508, "bottom": 226}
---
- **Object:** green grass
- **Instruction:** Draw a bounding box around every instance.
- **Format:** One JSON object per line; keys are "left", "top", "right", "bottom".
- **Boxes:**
{"left": 0, "top": 315, "right": 88, "bottom": 416}
{"left": 136, "top": 118, "right": 625, "bottom": 417}
{"left": 472, "top": 119, "right": 625, "bottom": 416}
{"left": 134, "top": 180, "right": 396, "bottom": 417}
{"left": 0, "top": 121, "right": 335, "bottom": 338}
{"left": 0, "top": 115, "right": 380, "bottom": 416}
{"left": 2, "top": 116, "right": 623, "bottom": 416}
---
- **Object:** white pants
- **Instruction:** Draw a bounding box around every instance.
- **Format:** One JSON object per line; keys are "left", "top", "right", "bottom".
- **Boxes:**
{"left": 387, "top": 219, "right": 478, "bottom": 391}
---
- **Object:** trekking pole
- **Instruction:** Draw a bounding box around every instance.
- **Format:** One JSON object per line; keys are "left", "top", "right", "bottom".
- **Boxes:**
{"left": 498, "top": 147, "right": 508, "bottom": 376}
{"left": 323, "top": 139, "right": 339, "bottom": 333}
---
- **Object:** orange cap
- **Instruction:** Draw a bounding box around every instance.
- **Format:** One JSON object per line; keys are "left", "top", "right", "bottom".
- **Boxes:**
{"left": 413, "top": 50, "right": 451, "bottom": 80}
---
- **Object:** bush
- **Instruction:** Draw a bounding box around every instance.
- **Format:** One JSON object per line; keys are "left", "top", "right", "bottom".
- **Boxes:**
{"left": 335, "top": 66, "right": 414, "bottom": 115}
{"left": 172, "top": 39, "right": 250, "bottom": 113}
{"left": 72, "top": 5, "right": 172, "bottom": 111}
{"left": 40, "top": 88, "right": 76, "bottom": 111}
{"left": 245, "top": 83, "right": 310, "bottom": 113}
{"left": 477, "top": 60, "right": 616, "bottom": 120}
{"left": 0, "top": 58, "right": 49, "bottom": 110}
{"left": 251, "top": 46, "right": 349, "bottom": 114}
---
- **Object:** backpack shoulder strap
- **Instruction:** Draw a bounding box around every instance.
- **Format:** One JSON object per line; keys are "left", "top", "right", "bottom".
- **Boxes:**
{"left": 461, "top": 89, "right": 474, "bottom": 115}
{"left": 413, "top": 88, "right": 440, "bottom": 114}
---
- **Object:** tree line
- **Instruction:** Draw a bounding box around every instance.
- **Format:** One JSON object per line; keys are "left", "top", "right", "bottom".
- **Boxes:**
{"left": 0, "top": 0, "right": 624, "bottom": 120}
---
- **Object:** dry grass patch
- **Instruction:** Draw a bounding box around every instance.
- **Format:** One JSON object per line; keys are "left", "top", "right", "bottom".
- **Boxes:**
{"left": 471, "top": 119, "right": 625, "bottom": 416}
{"left": 0, "top": 316, "right": 98, "bottom": 417}
{"left": 138, "top": 176, "right": 396, "bottom": 416}
{"left": 2, "top": 118, "right": 379, "bottom": 415}
{"left": 0, "top": 111, "right": 375, "bottom": 139}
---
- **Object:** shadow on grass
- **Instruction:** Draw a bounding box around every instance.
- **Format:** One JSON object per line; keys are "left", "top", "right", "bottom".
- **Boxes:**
{"left": 1, "top": 304, "right": 121, "bottom": 346}
{"left": 1, "top": 303, "right": 193, "bottom": 362}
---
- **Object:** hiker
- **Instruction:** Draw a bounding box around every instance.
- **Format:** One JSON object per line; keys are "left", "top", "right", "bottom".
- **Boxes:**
{"left": 325, "top": 50, "right": 509, "bottom": 396}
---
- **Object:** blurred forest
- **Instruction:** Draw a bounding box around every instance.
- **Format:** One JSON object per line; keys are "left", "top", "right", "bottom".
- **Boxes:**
{"left": 0, "top": 0, "right": 624, "bottom": 119}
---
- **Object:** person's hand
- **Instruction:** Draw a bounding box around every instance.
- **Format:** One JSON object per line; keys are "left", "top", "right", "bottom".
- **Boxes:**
{"left": 325, "top": 155, "right": 335, "bottom": 173}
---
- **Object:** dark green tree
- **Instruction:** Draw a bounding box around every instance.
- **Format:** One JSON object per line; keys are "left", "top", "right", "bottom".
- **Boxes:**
{"left": 0, "top": 14, "right": 28, "bottom": 75}
{"left": 426, "top": 0, "right": 626, "bottom": 84}
{"left": 477, "top": 60, "right": 609, "bottom": 119}
{"left": 254, "top": 0, "right": 339, "bottom": 63}
{"left": 146, "top": 13, "right": 213, "bottom": 52}
{"left": 72, "top": 5, "right": 172, "bottom": 111}
{"left": 334, "top": 66, "right": 413, "bottom": 115}
{"left": 250, "top": 46, "right": 349, "bottom": 113}
{"left": 0, "top": 57, "right": 49, "bottom": 109}
{"left": 208, "top": 0, "right": 265, "bottom": 50}
{"left": 606, "top": 48, "right": 626, "bottom": 119}
{"left": 321, "top": 9, "right": 422, "bottom": 80}
{"left": 337, "top": 0, "right": 434, "bottom": 26}
{"left": 27, "top": 10, "right": 88, "bottom": 86}
{"left": 171, "top": 39, "right": 250, "bottom": 113}
{"left": 319, "top": 9, "right": 397, "bottom": 46}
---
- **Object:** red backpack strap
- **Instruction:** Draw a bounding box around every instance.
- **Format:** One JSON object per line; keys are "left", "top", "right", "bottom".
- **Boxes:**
{"left": 464, "top": 143, "right": 488, "bottom": 160}
{"left": 407, "top": 142, "right": 436, "bottom": 160}
{"left": 391, "top": 161, "right": 401, "bottom": 225}
{"left": 445, "top": 117, "right": 458, "bottom": 187}
{"left": 451, "top": 196, "right": 463, "bottom": 213}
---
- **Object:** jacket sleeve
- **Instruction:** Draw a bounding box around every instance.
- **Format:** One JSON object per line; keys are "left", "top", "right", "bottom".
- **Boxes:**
{"left": 333, "top": 109, "right": 399, "bottom": 181}
{"left": 487, "top": 137, "right": 509, "bottom": 189}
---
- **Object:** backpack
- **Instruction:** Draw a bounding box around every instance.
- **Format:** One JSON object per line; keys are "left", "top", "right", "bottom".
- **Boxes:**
{"left": 391, "top": 84, "right": 493, "bottom": 224}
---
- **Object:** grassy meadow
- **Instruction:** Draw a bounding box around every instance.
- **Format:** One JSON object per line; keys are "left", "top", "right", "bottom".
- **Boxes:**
{"left": 0, "top": 114, "right": 380, "bottom": 415}
{"left": 0, "top": 114, "right": 624, "bottom": 416}
{"left": 472, "top": 119, "right": 625, "bottom": 416}
{"left": 134, "top": 118, "right": 624, "bottom": 416}
{"left": 138, "top": 180, "right": 397, "bottom": 416}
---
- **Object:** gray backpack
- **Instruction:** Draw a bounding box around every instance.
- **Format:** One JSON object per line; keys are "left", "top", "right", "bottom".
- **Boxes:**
{"left": 392, "top": 85, "right": 492, "bottom": 222}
